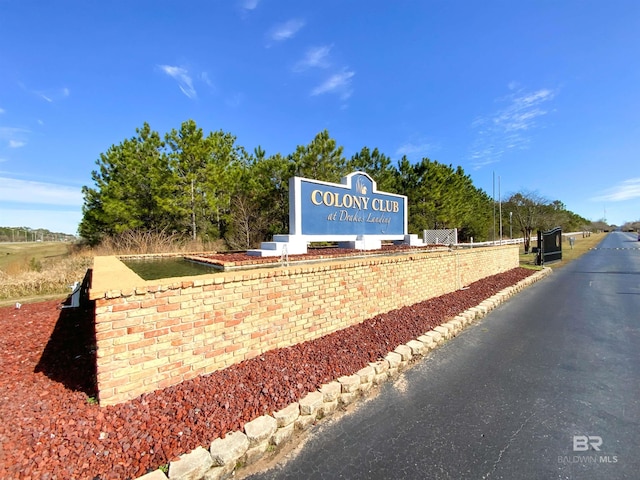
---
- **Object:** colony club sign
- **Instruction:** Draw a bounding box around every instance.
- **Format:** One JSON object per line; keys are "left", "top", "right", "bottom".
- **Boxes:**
{"left": 293, "top": 171, "right": 406, "bottom": 237}
{"left": 248, "top": 171, "right": 408, "bottom": 256}
{"left": 310, "top": 188, "right": 400, "bottom": 214}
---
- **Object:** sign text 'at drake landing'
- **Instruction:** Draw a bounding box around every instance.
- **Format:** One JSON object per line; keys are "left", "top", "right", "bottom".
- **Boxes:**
{"left": 291, "top": 172, "right": 407, "bottom": 238}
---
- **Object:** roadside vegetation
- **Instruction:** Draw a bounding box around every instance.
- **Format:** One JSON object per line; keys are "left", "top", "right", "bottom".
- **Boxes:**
{"left": 1, "top": 229, "right": 609, "bottom": 306}
{"left": 555, "top": 232, "right": 608, "bottom": 267}
{"left": 78, "top": 121, "right": 592, "bottom": 249}
{"left": 621, "top": 220, "right": 640, "bottom": 232}
{"left": 0, "top": 231, "right": 222, "bottom": 305}
{"left": 0, "top": 242, "right": 92, "bottom": 304}
{"left": 519, "top": 231, "right": 607, "bottom": 269}
{"left": 4, "top": 120, "right": 626, "bottom": 305}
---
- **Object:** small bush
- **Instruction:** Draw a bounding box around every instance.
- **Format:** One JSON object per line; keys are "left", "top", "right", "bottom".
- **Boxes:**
{"left": 29, "top": 257, "right": 43, "bottom": 272}
{"left": 91, "top": 229, "right": 226, "bottom": 256}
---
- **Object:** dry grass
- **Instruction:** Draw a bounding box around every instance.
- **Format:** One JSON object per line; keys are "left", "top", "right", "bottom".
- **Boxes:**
{"left": 2, "top": 230, "right": 607, "bottom": 305}
{"left": 0, "top": 230, "right": 226, "bottom": 304}
{"left": 91, "top": 229, "right": 225, "bottom": 256}
{"left": 1, "top": 230, "right": 608, "bottom": 305}
{"left": 552, "top": 232, "right": 607, "bottom": 267}
{"left": 0, "top": 241, "right": 90, "bottom": 303}
{"left": 0, "top": 251, "right": 93, "bottom": 302}
{"left": 519, "top": 232, "right": 606, "bottom": 269}
{"left": 0, "top": 241, "right": 69, "bottom": 272}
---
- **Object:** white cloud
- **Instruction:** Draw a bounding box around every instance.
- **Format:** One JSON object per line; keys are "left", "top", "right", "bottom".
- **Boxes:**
{"left": 470, "top": 157, "right": 501, "bottom": 169}
{"left": 492, "top": 89, "right": 554, "bottom": 132}
{"left": 475, "top": 88, "right": 555, "bottom": 133}
{"left": 159, "top": 65, "right": 197, "bottom": 99}
{"left": 395, "top": 142, "right": 433, "bottom": 159}
{"left": 32, "top": 87, "right": 70, "bottom": 103}
{"left": 241, "top": 0, "right": 260, "bottom": 10}
{"left": 0, "top": 127, "right": 29, "bottom": 148}
{"left": 311, "top": 70, "right": 355, "bottom": 100}
{"left": 0, "top": 107, "right": 5, "bottom": 114}
{"left": 294, "top": 45, "right": 332, "bottom": 71}
{"left": 200, "top": 72, "right": 214, "bottom": 88}
{"left": 0, "top": 177, "right": 83, "bottom": 206}
{"left": 268, "top": 19, "right": 305, "bottom": 43}
{"left": 225, "top": 92, "right": 245, "bottom": 108}
{"left": 591, "top": 178, "right": 640, "bottom": 202}
{"left": 469, "top": 85, "right": 557, "bottom": 168}
{"left": 507, "top": 81, "right": 520, "bottom": 91}
{"left": 0, "top": 127, "right": 29, "bottom": 138}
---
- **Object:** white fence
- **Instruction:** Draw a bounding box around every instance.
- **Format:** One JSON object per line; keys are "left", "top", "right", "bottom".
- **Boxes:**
{"left": 456, "top": 237, "right": 524, "bottom": 248}
{"left": 456, "top": 231, "right": 590, "bottom": 248}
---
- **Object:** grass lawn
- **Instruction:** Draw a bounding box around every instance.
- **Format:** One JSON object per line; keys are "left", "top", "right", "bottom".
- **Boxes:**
{"left": 0, "top": 242, "right": 88, "bottom": 306}
{"left": 0, "top": 241, "right": 70, "bottom": 273}
{"left": 519, "top": 232, "right": 607, "bottom": 269}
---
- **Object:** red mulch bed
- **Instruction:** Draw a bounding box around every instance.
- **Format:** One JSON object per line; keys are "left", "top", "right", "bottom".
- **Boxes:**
{"left": 0, "top": 267, "right": 534, "bottom": 480}
{"left": 189, "top": 244, "right": 446, "bottom": 267}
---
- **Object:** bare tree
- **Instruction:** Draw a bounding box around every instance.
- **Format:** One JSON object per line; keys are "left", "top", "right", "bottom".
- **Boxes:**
{"left": 505, "top": 191, "right": 550, "bottom": 253}
{"left": 226, "top": 194, "right": 268, "bottom": 250}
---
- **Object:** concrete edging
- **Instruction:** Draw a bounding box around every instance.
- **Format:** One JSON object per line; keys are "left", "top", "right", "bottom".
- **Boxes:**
{"left": 137, "top": 267, "right": 552, "bottom": 480}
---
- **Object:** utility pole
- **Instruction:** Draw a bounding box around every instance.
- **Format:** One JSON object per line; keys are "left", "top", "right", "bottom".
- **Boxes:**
{"left": 498, "top": 176, "right": 502, "bottom": 244}
{"left": 509, "top": 211, "right": 513, "bottom": 239}
{"left": 492, "top": 172, "right": 496, "bottom": 244}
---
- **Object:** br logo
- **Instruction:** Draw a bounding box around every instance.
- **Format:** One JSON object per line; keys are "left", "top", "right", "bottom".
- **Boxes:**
{"left": 573, "top": 435, "right": 603, "bottom": 451}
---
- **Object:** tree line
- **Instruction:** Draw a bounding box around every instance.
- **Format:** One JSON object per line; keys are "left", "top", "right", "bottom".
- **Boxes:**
{"left": 80, "top": 120, "right": 592, "bottom": 249}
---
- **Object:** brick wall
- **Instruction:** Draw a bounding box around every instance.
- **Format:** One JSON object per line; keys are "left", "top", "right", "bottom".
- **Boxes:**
{"left": 91, "top": 246, "right": 518, "bottom": 405}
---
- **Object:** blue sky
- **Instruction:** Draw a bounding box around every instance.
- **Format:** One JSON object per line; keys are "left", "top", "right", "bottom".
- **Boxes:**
{"left": 1, "top": 0, "right": 639, "bottom": 235}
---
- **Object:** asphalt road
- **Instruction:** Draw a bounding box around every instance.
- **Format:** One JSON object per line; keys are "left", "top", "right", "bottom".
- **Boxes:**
{"left": 246, "top": 231, "right": 640, "bottom": 480}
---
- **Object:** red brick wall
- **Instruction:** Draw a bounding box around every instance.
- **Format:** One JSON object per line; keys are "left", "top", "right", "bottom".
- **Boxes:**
{"left": 93, "top": 246, "right": 518, "bottom": 405}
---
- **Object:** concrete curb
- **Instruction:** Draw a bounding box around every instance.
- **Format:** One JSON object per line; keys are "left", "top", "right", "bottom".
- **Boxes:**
{"left": 138, "top": 267, "right": 552, "bottom": 480}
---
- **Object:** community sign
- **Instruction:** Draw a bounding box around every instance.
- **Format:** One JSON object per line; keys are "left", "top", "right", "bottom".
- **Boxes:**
{"left": 248, "top": 171, "right": 409, "bottom": 256}
{"left": 290, "top": 171, "right": 407, "bottom": 239}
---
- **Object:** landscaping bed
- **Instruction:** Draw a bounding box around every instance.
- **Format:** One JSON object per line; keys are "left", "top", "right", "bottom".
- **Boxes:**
{"left": 188, "top": 243, "right": 446, "bottom": 268}
{"left": 0, "top": 267, "right": 534, "bottom": 480}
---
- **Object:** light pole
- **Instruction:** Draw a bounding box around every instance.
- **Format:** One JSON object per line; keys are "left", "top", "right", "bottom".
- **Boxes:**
{"left": 509, "top": 211, "right": 513, "bottom": 239}
{"left": 498, "top": 176, "right": 502, "bottom": 244}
